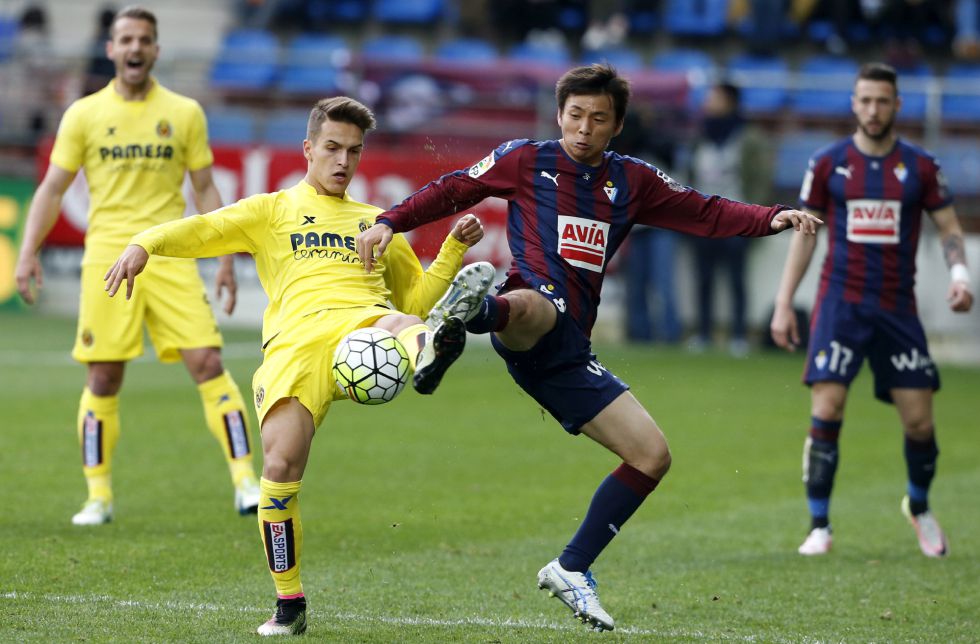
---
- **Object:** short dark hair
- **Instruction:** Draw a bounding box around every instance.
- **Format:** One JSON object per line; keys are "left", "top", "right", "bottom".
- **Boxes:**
{"left": 555, "top": 63, "right": 631, "bottom": 125}
{"left": 111, "top": 5, "right": 157, "bottom": 41}
{"left": 307, "top": 96, "right": 377, "bottom": 141}
{"left": 857, "top": 62, "right": 898, "bottom": 92}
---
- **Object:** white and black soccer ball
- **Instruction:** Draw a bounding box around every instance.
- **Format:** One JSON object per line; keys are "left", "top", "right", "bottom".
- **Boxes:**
{"left": 332, "top": 327, "right": 410, "bottom": 405}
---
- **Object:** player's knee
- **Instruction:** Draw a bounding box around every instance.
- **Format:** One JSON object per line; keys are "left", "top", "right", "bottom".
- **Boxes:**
{"left": 261, "top": 453, "right": 301, "bottom": 482}
{"left": 635, "top": 439, "right": 671, "bottom": 479}
{"left": 87, "top": 366, "right": 123, "bottom": 396}
{"left": 186, "top": 348, "right": 224, "bottom": 383}
{"left": 903, "top": 418, "right": 934, "bottom": 440}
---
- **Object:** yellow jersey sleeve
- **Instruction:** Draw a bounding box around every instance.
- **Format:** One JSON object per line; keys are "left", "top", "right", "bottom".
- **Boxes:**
{"left": 49, "top": 102, "right": 85, "bottom": 172}
{"left": 385, "top": 233, "right": 468, "bottom": 317}
{"left": 185, "top": 102, "right": 213, "bottom": 172}
{"left": 131, "top": 193, "right": 272, "bottom": 257}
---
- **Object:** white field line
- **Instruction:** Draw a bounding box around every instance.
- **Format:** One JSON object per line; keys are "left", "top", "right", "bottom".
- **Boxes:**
{"left": 0, "top": 590, "right": 796, "bottom": 641}
{"left": 0, "top": 342, "right": 260, "bottom": 366}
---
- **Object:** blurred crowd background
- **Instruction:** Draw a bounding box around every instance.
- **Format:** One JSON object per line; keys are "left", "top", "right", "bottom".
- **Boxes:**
{"left": 1, "top": 0, "right": 978, "bottom": 357}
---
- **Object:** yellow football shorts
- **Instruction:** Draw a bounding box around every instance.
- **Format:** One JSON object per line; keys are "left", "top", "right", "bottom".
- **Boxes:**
{"left": 72, "top": 257, "right": 223, "bottom": 364}
{"left": 251, "top": 307, "right": 390, "bottom": 427}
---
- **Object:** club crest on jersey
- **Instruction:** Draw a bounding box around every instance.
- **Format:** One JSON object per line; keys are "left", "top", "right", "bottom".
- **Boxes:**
{"left": 846, "top": 199, "right": 901, "bottom": 244}
{"left": 156, "top": 119, "right": 172, "bottom": 138}
{"left": 603, "top": 181, "right": 618, "bottom": 202}
{"left": 557, "top": 215, "right": 610, "bottom": 272}
{"left": 893, "top": 162, "right": 908, "bottom": 183}
{"left": 468, "top": 151, "right": 495, "bottom": 178}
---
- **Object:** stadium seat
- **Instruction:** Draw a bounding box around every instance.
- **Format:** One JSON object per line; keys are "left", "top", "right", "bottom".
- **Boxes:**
{"left": 360, "top": 35, "right": 425, "bottom": 63}
{"left": 508, "top": 40, "right": 571, "bottom": 68}
{"left": 893, "top": 62, "right": 932, "bottom": 122}
{"left": 434, "top": 38, "right": 498, "bottom": 64}
{"left": 651, "top": 49, "right": 717, "bottom": 110}
{"left": 278, "top": 35, "right": 349, "bottom": 94}
{"left": 790, "top": 56, "right": 859, "bottom": 117}
{"left": 0, "top": 16, "right": 17, "bottom": 62}
{"left": 373, "top": 0, "right": 446, "bottom": 24}
{"left": 628, "top": 7, "right": 660, "bottom": 35}
{"left": 726, "top": 54, "right": 788, "bottom": 114}
{"left": 263, "top": 110, "right": 311, "bottom": 147}
{"left": 210, "top": 29, "right": 279, "bottom": 91}
{"left": 206, "top": 109, "right": 258, "bottom": 146}
{"left": 773, "top": 131, "right": 837, "bottom": 191}
{"left": 663, "top": 0, "right": 729, "bottom": 37}
{"left": 580, "top": 46, "right": 643, "bottom": 71}
{"left": 306, "top": 0, "right": 369, "bottom": 24}
{"left": 941, "top": 64, "right": 980, "bottom": 123}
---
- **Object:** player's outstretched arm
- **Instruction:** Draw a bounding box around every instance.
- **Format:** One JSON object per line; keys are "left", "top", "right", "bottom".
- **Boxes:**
{"left": 771, "top": 209, "right": 823, "bottom": 234}
{"left": 931, "top": 205, "right": 974, "bottom": 313}
{"left": 770, "top": 213, "right": 821, "bottom": 352}
{"left": 15, "top": 164, "right": 77, "bottom": 304}
{"left": 356, "top": 223, "right": 394, "bottom": 272}
{"left": 104, "top": 244, "right": 150, "bottom": 300}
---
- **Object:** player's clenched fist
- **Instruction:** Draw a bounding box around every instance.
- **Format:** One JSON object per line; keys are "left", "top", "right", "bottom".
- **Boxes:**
{"left": 450, "top": 213, "right": 484, "bottom": 248}
{"left": 104, "top": 244, "right": 150, "bottom": 300}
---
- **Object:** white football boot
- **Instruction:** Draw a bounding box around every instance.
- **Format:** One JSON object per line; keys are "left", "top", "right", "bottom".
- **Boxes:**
{"left": 901, "top": 496, "right": 948, "bottom": 558}
{"left": 71, "top": 499, "right": 113, "bottom": 526}
{"left": 235, "top": 477, "right": 261, "bottom": 515}
{"left": 424, "top": 261, "right": 495, "bottom": 328}
{"left": 257, "top": 597, "right": 307, "bottom": 636}
{"left": 537, "top": 558, "right": 615, "bottom": 631}
{"left": 413, "top": 316, "right": 466, "bottom": 395}
{"left": 798, "top": 527, "right": 832, "bottom": 555}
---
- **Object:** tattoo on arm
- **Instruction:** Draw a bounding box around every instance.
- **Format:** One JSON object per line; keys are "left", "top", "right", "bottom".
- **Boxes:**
{"left": 942, "top": 233, "right": 966, "bottom": 268}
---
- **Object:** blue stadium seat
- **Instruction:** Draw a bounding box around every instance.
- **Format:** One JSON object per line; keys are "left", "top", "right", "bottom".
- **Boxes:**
{"left": 581, "top": 46, "right": 643, "bottom": 71}
{"left": 434, "top": 38, "right": 497, "bottom": 64}
{"left": 210, "top": 29, "right": 279, "bottom": 91}
{"left": 629, "top": 7, "right": 660, "bottom": 35}
{"left": 263, "top": 110, "right": 311, "bottom": 147}
{"left": 0, "top": 17, "right": 18, "bottom": 62}
{"left": 773, "top": 131, "right": 837, "bottom": 191}
{"left": 306, "top": 0, "right": 369, "bottom": 24}
{"left": 663, "top": 0, "right": 729, "bottom": 36}
{"left": 726, "top": 54, "right": 788, "bottom": 113}
{"left": 278, "top": 35, "right": 349, "bottom": 94}
{"left": 373, "top": 0, "right": 445, "bottom": 24}
{"left": 508, "top": 40, "right": 571, "bottom": 68}
{"left": 790, "top": 56, "right": 859, "bottom": 117}
{"left": 941, "top": 64, "right": 980, "bottom": 123}
{"left": 360, "top": 35, "right": 425, "bottom": 63}
{"left": 894, "top": 62, "right": 932, "bottom": 122}
{"left": 206, "top": 109, "right": 258, "bottom": 145}
{"left": 651, "top": 49, "right": 717, "bottom": 110}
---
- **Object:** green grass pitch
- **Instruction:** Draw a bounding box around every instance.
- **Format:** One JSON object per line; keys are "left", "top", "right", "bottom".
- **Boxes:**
{"left": 1, "top": 311, "right": 978, "bottom": 642}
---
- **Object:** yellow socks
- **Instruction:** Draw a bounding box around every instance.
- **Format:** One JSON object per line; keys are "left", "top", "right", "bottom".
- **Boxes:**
{"left": 258, "top": 478, "right": 304, "bottom": 598}
{"left": 396, "top": 323, "right": 430, "bottom": 371}
{"left": 197, "top": 370, "right": 257, "bottom": 487}
{"left": 77, "top": 388, "right": 120, "bottom": 503}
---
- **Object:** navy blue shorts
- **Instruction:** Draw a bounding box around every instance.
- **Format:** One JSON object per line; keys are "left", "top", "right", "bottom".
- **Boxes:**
{"left": 490, "top": 294, "right": 628, "bottom": 434}
{"left": 804, "top": 296, "right": 939, "bottom": 403}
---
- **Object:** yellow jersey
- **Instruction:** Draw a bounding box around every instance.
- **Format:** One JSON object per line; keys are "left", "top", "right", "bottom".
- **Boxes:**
{"left": 50, "top": 78, "right": 213, "bottom": 263}
{"left": 132, "top": 181, "right": 468, "bottom": 347}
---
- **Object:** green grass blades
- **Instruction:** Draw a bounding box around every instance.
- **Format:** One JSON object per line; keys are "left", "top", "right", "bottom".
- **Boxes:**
{"left": 1, "top": 311, "right": 978, "bottom": 642}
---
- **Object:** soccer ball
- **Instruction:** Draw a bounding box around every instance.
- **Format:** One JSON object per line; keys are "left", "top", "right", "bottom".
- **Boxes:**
{"left": 332, "top": 327, "right": 410, "bottom": 405}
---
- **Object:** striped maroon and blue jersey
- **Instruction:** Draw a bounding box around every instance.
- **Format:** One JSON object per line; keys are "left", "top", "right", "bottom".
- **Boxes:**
{"left": 800, "top": 137, "right": 952, "bottom": 314}
{"left": 379, "top": 138, "right": 785, "bottom": 335}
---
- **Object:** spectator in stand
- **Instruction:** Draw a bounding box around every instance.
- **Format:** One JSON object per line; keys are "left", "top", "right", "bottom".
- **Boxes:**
{"left": 615, "top": 106, "right": 683, "bottom": 344}
{"left": 687, "top": 81, "right": 772, "bottom": 357}
{"left": 84, "top": 6, "right": 117, "bottom": 96}
{"left": 12, "top": 4, "right": 55, "bottom": 142}
{"left": 953, "top": 0, "right": 980, "bottom": 60}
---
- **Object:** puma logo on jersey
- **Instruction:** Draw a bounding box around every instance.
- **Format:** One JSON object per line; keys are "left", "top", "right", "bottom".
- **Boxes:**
{"left": 540, "top": 170, "right": 559, "bottom": 186}
{"left": 835, "top": 165, "right": 853, "bottom": 179}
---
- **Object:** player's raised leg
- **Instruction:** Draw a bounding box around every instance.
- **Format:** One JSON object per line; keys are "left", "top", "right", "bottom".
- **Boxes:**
{"left": 73, "top": 363, "right": 125, "bottom": 526}
{"left": 183, "top": 348, "right": 261, "bottom": 515}
{"left": 413, "top": 262, "right": 495, "bottom": 394}
{"left": 255, "top": 398, "right": 313, "bottom": 636}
